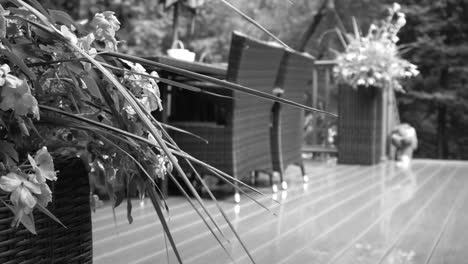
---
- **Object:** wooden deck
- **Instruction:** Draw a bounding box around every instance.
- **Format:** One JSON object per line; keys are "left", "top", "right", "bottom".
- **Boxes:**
{"left": 92, "top": 159, "right": 468, "bottom": 264}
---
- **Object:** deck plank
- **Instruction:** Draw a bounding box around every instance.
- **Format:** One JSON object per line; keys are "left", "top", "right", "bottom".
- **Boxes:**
{"left": 427, "top": 163, "right": 468, "bottom": 264}
{"left": 92, "top": 160, "right": 468, "bottom": 264}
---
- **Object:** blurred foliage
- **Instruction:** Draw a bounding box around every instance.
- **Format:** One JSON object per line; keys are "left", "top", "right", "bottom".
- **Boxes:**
{"left": 42, "top": 0, "right": 323, "bottom": 60}
{"left": 396, "top": 0, "right": 468, "bottom": 159}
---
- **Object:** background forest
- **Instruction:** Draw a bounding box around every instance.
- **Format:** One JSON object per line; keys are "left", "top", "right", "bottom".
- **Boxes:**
{"left": 42, "top": 0, "right": 468, "bottom": 160}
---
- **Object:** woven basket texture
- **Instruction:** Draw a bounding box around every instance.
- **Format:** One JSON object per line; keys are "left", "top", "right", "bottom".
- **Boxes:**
{"left": 0, "top": 156, "right": 92, "bottom": 264}
{"left": 338, "top": 85, "right": 383, "bottom": 165}
{"left": 170, "top": 32, "right": 284, "bottom": 181}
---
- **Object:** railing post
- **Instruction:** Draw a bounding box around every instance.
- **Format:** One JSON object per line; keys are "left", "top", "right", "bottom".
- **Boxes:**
{"left": 324, "top": 67, "right": 330, "bottom": 110}
{"left": 312, "top": 68, "right": 318, "bottom": 109}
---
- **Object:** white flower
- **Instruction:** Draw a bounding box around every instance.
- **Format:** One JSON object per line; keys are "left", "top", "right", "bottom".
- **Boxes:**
{"left": 396, "top": 13, "right": 406, "bottom": 27}
{"left": 92, "top": 11, "right": 121, "bottom": 51}
{"left": 27, "top": 147, "right": 57, "bottom": 182}
{"left": 0, "top": 77, "right": 40, "bottom": 120}
{"left": 60, "top": 25, "right": 77, "bottom": 45}
{"left": 0, "top": 172, "right": 41, "bottom": 213}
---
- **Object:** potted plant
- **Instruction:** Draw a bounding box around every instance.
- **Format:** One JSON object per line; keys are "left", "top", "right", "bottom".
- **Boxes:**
{"left": 333, "top": 3, "right": 419, "bottom": 165}
{"left": 0, "top": 1, "right": 238, "bottom": 263}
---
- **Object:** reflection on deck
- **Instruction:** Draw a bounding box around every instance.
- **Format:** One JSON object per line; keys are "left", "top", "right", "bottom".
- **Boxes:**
{"left": 92, "top": 159, "right": 468, "bottom": 264}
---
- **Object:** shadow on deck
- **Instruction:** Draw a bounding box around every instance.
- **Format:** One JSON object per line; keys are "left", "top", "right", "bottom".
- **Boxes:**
{"left": 92, "top": 159, "right": 468, "bottom": 264}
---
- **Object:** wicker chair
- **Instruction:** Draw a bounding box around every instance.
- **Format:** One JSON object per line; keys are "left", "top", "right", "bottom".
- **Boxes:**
{"left": 170, "top": 31, "right": 285, "bottom": 200}
{"left": 270, "top": 51, "right": 315, "bottom": 189}
{"left": 0, "top": 156, "right": 92, "bottom": 264}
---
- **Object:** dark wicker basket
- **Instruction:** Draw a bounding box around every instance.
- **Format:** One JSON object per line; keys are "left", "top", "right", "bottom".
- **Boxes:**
{"left": 337, "top": 85, "right": 383, "bottom": 165}
{"left": 0, "top": 156, "right": 92, "bottom": 264}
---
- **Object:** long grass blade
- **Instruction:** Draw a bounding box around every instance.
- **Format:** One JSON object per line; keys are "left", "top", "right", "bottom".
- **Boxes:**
{"left": 351, "top": 16, "right": 361, "bottom": 41}
{"left": 219, "top": 0, "right": 292, "bottom": 50}
{"left": 102, "top": 62, "right": 233, "bottom": 99}
{"left": 167, "top": 172, "right": 234, "bottom": 260}
{"left": 173, "top": 149, "right": 274, "bottom": 201}
{"left": 27, "top": 59, "right": 234, "bottom": 99}
{"left": 335, "top": 27, "right": 348, "bottom": 49}
{"left": 205, "top": 166, "right": 278, "bottom": 214}
{"left": 161, "top": 123, "right": 209, "bottom": 144}
{"left": 105, "top": 52, "right": 337, "bottom": 117}
{"left": 189, "top": 166, "right": 262, "bottom": 260}
{"left": 147, "top": 185, "right": 183, "bottom": 263}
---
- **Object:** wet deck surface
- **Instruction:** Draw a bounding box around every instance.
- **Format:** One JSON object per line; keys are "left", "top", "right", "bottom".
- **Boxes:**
{"left": 92, "top": 159, "right": 468, "bottom": 264}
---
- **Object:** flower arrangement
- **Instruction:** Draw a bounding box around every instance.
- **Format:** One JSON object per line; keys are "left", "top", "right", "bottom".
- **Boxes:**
{"left": 333, "top": 3, "right": 419, "bottom": 92}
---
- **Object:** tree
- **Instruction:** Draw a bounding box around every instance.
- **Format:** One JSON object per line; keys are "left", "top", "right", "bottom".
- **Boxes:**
{"left": 396, "top": 0, "right": 468, "bottom": 159}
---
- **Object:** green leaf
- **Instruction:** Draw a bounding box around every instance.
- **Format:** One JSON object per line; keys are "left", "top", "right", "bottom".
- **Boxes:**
{"left": 36, "top": 203, "right": 66, "bottom": 229}
{"left": 352, "top": 17, "right": 361, "bottom": 41}
{"left": 126, "top": 196, "right": 133, "bottom": 224}
{"left": 0, "top": 47, "right": 36, "bottom": 81}
{"left": 18, "top": 212, "right": 36, "bottom": 234}
{"left": 0, "top": 199, "right": 37, "bottom": 234}
{"left": 14, "top": 0, "right": 54, "bottom": 29}
{"left": 26, "top": 0, "right": 55, "bottom": 23}
{"left": 48, "top": 9, "right": 75, "bottom": 28}
{"left": 82, "top": 75, "right": 103, "bottom": 99}
{"left": 66, "top": 61, "right": 84, "bottom": 75}
{"left": 0, "top": 6, "right": 6, "bottom": 38}
{"left": 0, "top": 140, "right": 18, "bottom": 162}
{"left": 147, "top": 186, "right": 183, "bottom": 263}
{"left": 8, "top": 7, "right": 34, "bottom": 17}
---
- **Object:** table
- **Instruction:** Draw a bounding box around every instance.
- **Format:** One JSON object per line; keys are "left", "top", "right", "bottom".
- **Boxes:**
{"left": 145, "top": 56, "right": 227, "bottom": 78}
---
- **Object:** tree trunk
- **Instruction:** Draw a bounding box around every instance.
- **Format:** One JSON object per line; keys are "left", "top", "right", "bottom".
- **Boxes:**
{"left": 437, "top": 104, "right": 448, "bottom": 159}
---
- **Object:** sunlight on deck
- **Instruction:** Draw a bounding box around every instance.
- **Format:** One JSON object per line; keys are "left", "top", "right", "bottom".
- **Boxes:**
{"left": 92, "top": 159, "right": 468, "bottom": 264}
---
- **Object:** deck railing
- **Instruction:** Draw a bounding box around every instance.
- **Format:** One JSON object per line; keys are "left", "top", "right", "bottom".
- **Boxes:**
{"left": 304, "top": 60, "right": 337, "bottom": 151}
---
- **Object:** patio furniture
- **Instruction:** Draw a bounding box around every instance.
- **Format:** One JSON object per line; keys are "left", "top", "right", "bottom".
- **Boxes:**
{"left": 269, "top": 50, "right": 315, "bottom": 188}
{"left": 0, "top": 156, "right": 92, "bottom": 263}
{"left": 168, "top": 31, "right": 285, "bottom": 200}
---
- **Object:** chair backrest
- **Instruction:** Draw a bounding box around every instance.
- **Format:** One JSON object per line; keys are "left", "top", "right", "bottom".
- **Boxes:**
{"left": 226, "top": 31, "right": 285, "bottom": 179}
{"left": 277, "top": 51, "right": 315, "bottom": 168}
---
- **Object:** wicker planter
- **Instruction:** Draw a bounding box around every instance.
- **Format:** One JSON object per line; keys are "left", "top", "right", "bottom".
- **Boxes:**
{"left": 338, "top": 85, "right": 384, "bottom": 165}
{"left": 0, "top": 156, "right": 92, "bottom": 264}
